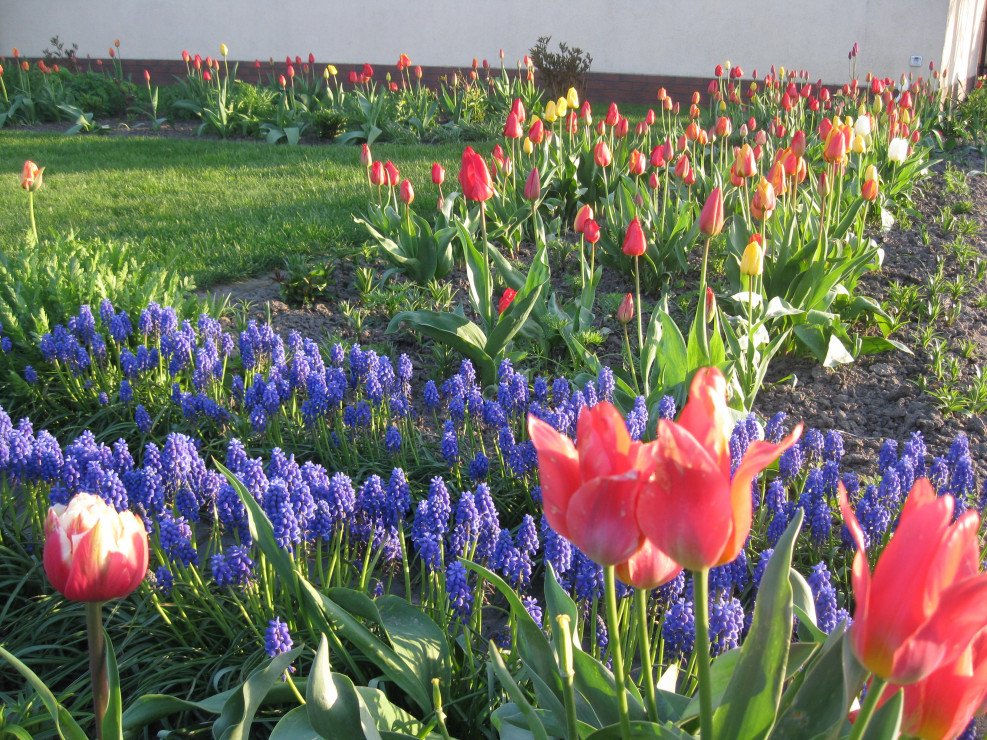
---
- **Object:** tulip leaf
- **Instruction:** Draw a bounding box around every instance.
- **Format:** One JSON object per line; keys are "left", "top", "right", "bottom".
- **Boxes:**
{"left": 213, "top": 645, "right": 303, "bottom": 740}
{"left": 489, "top": 643, "right": 551, "bottom": 740}
{"left": 271, "top": 706, "right": 320, "bottom": 740}
{"left": 711, "top": 509, "right": 803, "bottom": 740}
{"left": 0, "top": 644, "right": 89, "bottom": 740}
{"left": 544, "top": 564, "right": 580, "bottom": 651}
{"left": 101, "top": 626, "right": 124, "bottom": 740}
{"left": 376, "top": 595, "right": 452, "bottom": 695}
{"left": 307, "top": 635, "right": 381, "bottom": 740}
{"left": 583, "top": 720, "right": 693, "bottom": 739}
{"left": 386, "top": 309, "right": 497, "bottom": 385}
{"left": 770, "top": 626, "right": 865, "bottom": 740}
{"left": 860, "top": 687, "right": 903, "bottom": 740}
{"left": 572, "top": 647, "right": 647, "bottom": 727}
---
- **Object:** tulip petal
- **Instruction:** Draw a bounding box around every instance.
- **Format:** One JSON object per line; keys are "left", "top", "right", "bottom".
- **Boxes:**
{"left": 576, "top": 402, "right": 633, "bottom": 481}
{"left": 528, "top": 415, "right": 581, "bottom": 541}
{"left": 637, "top": 420, "right": 733, "bottom": 571}
{"left": 721, "top": 425, "right": 802, "bottom": 566}
{"left": 567, "top": 472, "right": 644, "bottom": 566}
{"left": 615, "top": 539, "right": 683, "bottom": 590}
{"left": 676, "top": 368, "right": 733, "bottom": 478}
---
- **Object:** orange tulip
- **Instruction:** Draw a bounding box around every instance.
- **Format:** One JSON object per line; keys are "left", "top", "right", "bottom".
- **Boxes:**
{"left": 637, "top": 368, "right": 801, "bottom": 570}
{"left": 734, "top": 143, "right": 757, "bottom": 178}
{"left": 20, "top": 160, "right": 43, "bottom": 191}
{"left": 528, "top": 402, "right": 658, "bottom": 566}
{"left": 628, "top": 149, "right": 646, "bottom": 176}
{"left": 862, "top": 178, "right": 879, "bottom": 201}
{"left": 616, "top": 539, "right": 682, "bottom": 590}
{"left": 841, "top": 479, "right": 987, "bottom": 684}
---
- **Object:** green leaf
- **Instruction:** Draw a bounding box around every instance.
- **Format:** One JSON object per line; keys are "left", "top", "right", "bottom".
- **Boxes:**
{"left": 710, "top": 509, "right": 803, "bottom": 740}
{"left": 861, "top": 687, "right": 903, "bottom": 740}
{"left": 683, "top": 648, "right": 740, "bottom": 718}
{"left": 583, "top": 720, "right": 693, "bottom": 739}
{"left": 386, "top": 310, "right": 496, "bottom": 385}
{"left": 355, "top": 687, "right": 432, "bottom": 736}
{"left": 213, "top": 646, "right": 303, "bottom": 740}
{"left": 572, "top": 648, "right": 647, "bottom": 727}
{"left": 0, "top": 645, "right": 89, "bottom": 740}
{"left": 770, "top": 628, "right": 865, "bottom": 740}
{"left": 460, "top": 222, "right": 494, "bottom": 330}
{"left": 308, "top": 635, "right": 380, "bottom": 740}
{"left": 376, "top": 595, "right": 452, "bottom": 694}
{"left": 658, "top": 311, "right": 689, "bottom": 387}
{"left": 543, "top": 564, "right": 580, "bottom": 651}
{"left": 271, "top": 706, "right": 320, "bottom": 739}
{"left": 102, "top": 627, "right": 124, "bottom": 740}
{"left": 489, "top": 643, "right": 550, "bottom": 740}
{"left": 791, "top": 569, "right": 827, "bottom": 643}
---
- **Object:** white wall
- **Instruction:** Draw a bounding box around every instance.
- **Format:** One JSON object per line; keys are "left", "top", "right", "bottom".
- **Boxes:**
{"left": 4, "top": 0, "right": 979, "bottom": 86}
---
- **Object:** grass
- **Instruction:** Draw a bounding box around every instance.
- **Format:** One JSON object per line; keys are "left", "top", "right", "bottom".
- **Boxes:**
{"left": 0, "top": 132, "right": 479, "bottom": 287}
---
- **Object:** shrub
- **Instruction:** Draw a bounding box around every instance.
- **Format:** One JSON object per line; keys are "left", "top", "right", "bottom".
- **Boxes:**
{"left": 528, "top": 35, "right": 593, "bottom": 100}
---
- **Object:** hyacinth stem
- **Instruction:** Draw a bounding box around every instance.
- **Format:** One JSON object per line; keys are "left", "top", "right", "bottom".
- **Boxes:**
{"left": 603, "top": 566, "right": 632, "bottom": 740}
{"left": 692, "top": 569, "right": 714, "bottom": 740}
{"left": 847, "top": 676, "right": 888, "bottom": 740}
{"left": 85, "top": 601, "right": 108, "bottom": 740}
{"left": 634, "top": 589, "right": 659, "bottom": 723}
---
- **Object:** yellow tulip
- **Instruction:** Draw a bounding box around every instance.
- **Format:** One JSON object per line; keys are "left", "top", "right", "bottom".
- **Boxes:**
{"left": 327, "top": 65, "right": 338, "bottom": 76}
{"left": 872, "top": 97, "right": 884, "bottom": 115}
{"left": 864, "top": 164, "right": 879, "bottom": 181}
{"left": 851, "top": 134, "right": 867, "bottom": 153}
{"left": 718, "top": 99, "right": 727, "bottom": 111}
{"left": 220, "top": 43, "right": 228, "bottom": 57}
{"left": 566, "top": 87, "right": 579, "bottom": 108}
{"left": 556, "top": 97, "right": 568, "bottom": 117}
{"left": 543, "top": 100, "right": 558, "bottom": 122}
{"left": 523, "top": 138, "right": 534, "bottom": 154}
{"left": 740, "top": 239, "right": 764, "bottom": 276}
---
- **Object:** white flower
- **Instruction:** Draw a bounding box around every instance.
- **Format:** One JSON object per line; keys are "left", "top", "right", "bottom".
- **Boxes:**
{"left": 887, "top": 137, "right": 909, "bottom": 163}
{"left": 854, "top": 115, "right": 872, "bottom": 136}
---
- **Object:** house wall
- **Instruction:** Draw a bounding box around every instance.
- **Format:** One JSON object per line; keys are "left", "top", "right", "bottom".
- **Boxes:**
{"left": 2, "top": 0, "right": 979, "bottom": 90}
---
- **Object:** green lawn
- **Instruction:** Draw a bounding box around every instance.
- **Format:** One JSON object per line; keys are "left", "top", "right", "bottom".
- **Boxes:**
{"left": 0, "top": 132, "right": 475, "bottom": 287}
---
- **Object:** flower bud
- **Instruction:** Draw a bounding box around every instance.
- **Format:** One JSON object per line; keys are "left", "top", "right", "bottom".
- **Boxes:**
{"left": 617, "top": 293, "right": 634, "bottom": 324}
{"left": 524, "top": 167, "right": 541, "bottom": 201}
{"left": 431, "top": 162, "right": 446, "bottom": 186}
{"left": 698, "top": 188, "right": 725, "bottom": 236}
{"left": 622, "top": 218, "right": 647, "bottom": 256}
{"left": 740, "top": 238, "right": 764, "bottom": 276}
{"left": 399, "top": 178, "right": 415, "bottom": 205}
{"left": 498, "top": 288, "right": 517, "bottom": 315}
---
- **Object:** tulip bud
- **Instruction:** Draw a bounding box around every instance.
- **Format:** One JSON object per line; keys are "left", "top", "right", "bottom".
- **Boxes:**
{"left": 143, "top": 69, "right": 151, "bottom": 82}
{"left": 498, "top": 288, "right": 517, "bottom": 315}
{"left": 398, "top": 179, "right": 415, "bottom": 205}
{"left": 617, "top": 293, "right": 634, "bottom": 324}
{"left": 360, "top": 143, "right": 372, "bottom": 168}
{"left": 615, "top": 117, "right": 629, "bottom": 138}
{"left": 431, "top": 163, "right": 446, "bottom": 186}
{"left": 622, "top": 218, "right": 647, "bottom": 256}
{"left": 699, "top": 188, "right": 725, "bottom": 236}
{"left": 580, "top": 100, "right": 592, "bottom": 124}
{"left": 740, "top": 238, "right": 764, "bottom": 276}
{"left": 523, "top": 138, "right": 534, "bottom": 155}
{"left": 556, "top": 97, "right": 568, "bottom": 117}
{"left": 862, "top": 177, "right": 879, "bottom": 201}
{"left": 524, "top": 167, "right": 541, "bottom": 201}
{"left": 594, "top": 142, "right": 613, "bottom": 167}
{"left": 605, "top": 102, "right": 620, "bottom": 126}
{"left": 583, "top": 219, "right": 601, "bottom": 244}
{"left": 818, "top": 171, "right": 831, "bottom": 197}
{"left": 20, "top": 160, "right": 44, "bottom": 191}
{"left": 574, "top": 205, "right": 594, "bottom": 234}
{"left": 567, "top": 87, "right": 579, "bottom": 108}
{"left": 528, "top": 118, "right": 545, "bottom": 144}
{"left": 384, "top": 160, "right": 400, "bottom": 186}
{"left": 220, "top": 43, "right": 229, "bottom": 57}
{"left": 705, "top": 287, "right": 716, "bottom": 321}
{"left": 628, "top": 149, "right": 646, "bottom": 176}
{"left": 543, "top": 100, "right": 558, "bottom": 123}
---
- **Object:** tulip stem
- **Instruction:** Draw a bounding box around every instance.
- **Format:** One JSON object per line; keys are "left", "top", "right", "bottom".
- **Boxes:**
{"left": 692, "top": 569, "right": 714, "bottom": 740}
{"left": 634, "top": 589, "right": 659, "bottom": 722}
{"left": 846, "top": 676, "right": 887, "bottom": 740}
{"left": 604, "top": 566, "right": 632, "bottom": 740}
{"left": 28, "top": 190, "right": 37, "bottom": 245}
{"left": 85, "top": 601, "right": 108, "bottom": 740}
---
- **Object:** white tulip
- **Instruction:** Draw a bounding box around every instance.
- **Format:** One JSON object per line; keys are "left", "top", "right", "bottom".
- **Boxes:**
{"left": 887, "top": 137, "right": 909, "bottom": 163}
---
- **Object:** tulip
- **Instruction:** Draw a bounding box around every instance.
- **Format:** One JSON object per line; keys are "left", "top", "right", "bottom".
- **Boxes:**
{"left": 543, "top": 100, "right": 558, "bottom": 123}
{"left": 528, "top": 118, "right": 544, "bottom": 144}
{"left": 622, "top": 218, "right": 647, "bottom": 257}
{"left": 583, "top": 219, "right": 600, "bottom": 244}
{"left": 840, "top": 479, "right": 987, "bottom": 686}
{"left": 21, "top": 160, "right": 43, "bottom": 191}
{"left": 203, "top": 70, "right": 212, "bottom": 82}
{"left": 628, "top": 149, "right": 646, "bottom": 176}
{"left": 573, "top": 204, "right": 594, "bottom": 234}
{"left": 220, "top": 43, "right": 228, "bottom": 57}
{"left": 555, "top": 97, "right": 568, "bottom": 117}
{"left": 511, "top": 97, "right": 526, "bottom": 124}
{"left": 617, "top": 293, "right": 634, "bottom": 324}
{"left": 605, "top": 102, "right": 620, "bottom": 126}
{"left": 888, "top": 137, "right": 909, "bottom": 163}
{"left": 360, "top": 143, "right": 372, "bottom": 168}
{"left": 740, "top": 238, "right": 764, "bottom": 276}
{"left": 734, "top": 143, "right": 757, "bottom": 178}
{"left": 698, "top": 188, "right": 724, "bottom": 236}
{"left": 637, "top": 368, "right": 802, "bottom": 571}
{"left": 524, "top": 167, "right": 541, "bottom": 201}
{"left": 399, "top": 179, "right": 414, "bottom": 205}
{"left": 370, "top": 161, "right": 386, "bottom": 186}
{"left": 431, "top": 163, "right": 445, "bottom": 186}
{"left": 861, "top": 177, "right": 879, "bottom": 202}
{"left": 498, "top": 288, "right": 517, "bottom": 315}
{"left": 755, "top": 177, "right": 776, "bottom": 212}
{"left": 528, "top": 402, "right": 659, "bottom": 566}
{"left": 504, "top": 112, "right": 523, "bottom": 138}
{"left": 44, "top": 492, "right": 148, "bottom": 602}
{"left": 362, "top": 62, "right": 374, "bottom": 78}
{"left": 594, "top": 141, "right": 612, "bottom": 167}
{"left": 458, "top": 147, "right": 494, "bottom": 202}
{"left": 893, "top": 628, "right": 987, "bottom": 740}
{"left": 823, "top": 127, "right": 848, "bottom": 164}
{"left": 384, "top": 161, "right": 400, "bottom": 187}
{"left": 673, "top": 154, "right": 692, "bottom": 180}
{"left": 715, "top": 116, "right": 732, "bottom": 138}
{"left": 650, "top": 146, "right": 666, "bottom": 168}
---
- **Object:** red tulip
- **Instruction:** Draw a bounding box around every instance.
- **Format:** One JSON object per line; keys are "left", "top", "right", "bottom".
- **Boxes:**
{"left": 504, "top": 112, "right": 523, "bottom": 138}
{"left": 734, "top": 143, "right": 757, "bottom": 178}
{"left": 594, "top": 141, "right": 612, "bottom": 167}
{"left": 622, "top": 218, "right": 647, "bottom": 257}
{"left": 431, "top": 162, "right": 445, "bottom": 186}
{"left": 498, "top": 288, "right": 517, "bottom": 315}
{"left": 583, "top": 219, "right": 601, "bottom": 244}
{"left": 143, "top": 69, "right": 150, "bottom": 82}
{"left": 862, "top": 178, "right": 879, "bottom": 201}
{"left": 698, "top": 188, "right": 725, "bottom": 236}
{"left": 458, "top": 147, "right": 494, "bottom": 202}
{"left": 574, "top": 204, "right": 594, "bottom": 234}
{"left": 362, "top": 62, "right": 374, "bottom": 78}
{"left": 528, "top": 402, "right": 658, "bottom": 566}
{"left": 617, "top": 293, "right": 634, "bottom": 324}
{"left": 278, "top": 74, "right": 287, "bottom": 87}
{"left": 384, "top": 160, "right": 400, "bottom": 187}
{"left": 524, "top": 167, "right": 541, "bottom": 201}
{"left": 580, "top": 100, "right": 592, "bottom": 124}
{"left": 628, "top": 149, "right": 646, "bottom": 176}
{"left": 511, "top": 97, "right": 526, "bottom": 124}
{"left": 614, "top": 117, "right": 629, "bottom": 138}
{"left": 370, "top": 161, "right": 386, "bottom": 186}
{"left": 527, "top": 118, "right": 544, "bottom": 144}
{"left": 360, "top": 143, "right": 372, "bottom": 168}
{"left": 841, "top": 479, "right": 987, "bottom": 684}
{"left": 43, "top": 493, "right": 149, "bottom": 602}
{"left": 605, "top": 102, "right": 620, "bottom": 126}
{"left": 203, "top": 70, "right": 212, "bottom": 82}
{"left": 892, "top": 627, "right": 987, "bottom": 740}
{"left": 399, "top": 178, "right": 414, "bottom": 204}
{"left": 673, "top": 154, "right": 692, "bottom": 180}
{"left": 637, "top": 368, "right": 801, "bottom": 570}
